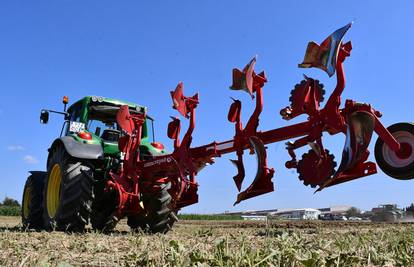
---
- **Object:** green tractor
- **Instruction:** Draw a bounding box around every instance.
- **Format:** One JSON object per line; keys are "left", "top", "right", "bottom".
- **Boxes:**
{"left": 22, "top": 96, "right": 172, "bottom": 232}
{"left": 371, "top": 204, "right": 405, "bottom": 223}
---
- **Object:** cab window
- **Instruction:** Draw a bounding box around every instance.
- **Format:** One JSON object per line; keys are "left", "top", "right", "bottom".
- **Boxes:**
{"left": 88, "top": 120, "right": 118, "bottom": 137}
{"left": 68, "top": 102, "right": 83, "bottom": 122}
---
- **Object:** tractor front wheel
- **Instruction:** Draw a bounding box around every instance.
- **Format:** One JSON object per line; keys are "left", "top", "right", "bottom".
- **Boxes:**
{"left": 375, "top": 122, "right": 414, "bottom": 180}
{"left": 43, "top": 145, "right": 95, "bottom": 232}
{"left": 91, "top": 183, "right": 118, "bottom": 232}
{"left": 22, "top": 172, "right": 46, "bottom": 230}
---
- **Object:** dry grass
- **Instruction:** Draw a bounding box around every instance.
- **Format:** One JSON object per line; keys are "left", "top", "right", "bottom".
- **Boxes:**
{"left": 1, "top": 216, "right": 414, "bottom": 266}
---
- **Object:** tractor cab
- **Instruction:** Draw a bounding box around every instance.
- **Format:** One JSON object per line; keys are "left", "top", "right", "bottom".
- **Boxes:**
{"left": 40, "top": 96, "right": 167, "bottom": 157}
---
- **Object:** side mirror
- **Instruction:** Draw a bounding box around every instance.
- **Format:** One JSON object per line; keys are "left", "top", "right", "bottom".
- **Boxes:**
{"left": 40, "top": 110, "right": 49, "bottom": 124}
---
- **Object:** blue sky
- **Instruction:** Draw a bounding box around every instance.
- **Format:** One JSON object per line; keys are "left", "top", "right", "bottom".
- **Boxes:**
{"left": 0, "top": 1, "right": 413, "bottom": 213}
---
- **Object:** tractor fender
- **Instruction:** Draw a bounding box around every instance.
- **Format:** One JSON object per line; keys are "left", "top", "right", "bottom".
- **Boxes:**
{"left": 28, "top": 171, "right": 47, "bottom": 176}
{"left": 47, "top": 136, "right": 103, "bottom": 167}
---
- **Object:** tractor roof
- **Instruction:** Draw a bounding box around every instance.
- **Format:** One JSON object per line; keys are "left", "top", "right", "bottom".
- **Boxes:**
{"left": 69, "top": 96, "right": 147, "bottom": 113}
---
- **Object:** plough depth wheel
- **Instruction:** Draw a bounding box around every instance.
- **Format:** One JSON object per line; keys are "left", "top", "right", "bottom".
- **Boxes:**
{"left": 375, "top": 122, "right": 414, "bottom": 180}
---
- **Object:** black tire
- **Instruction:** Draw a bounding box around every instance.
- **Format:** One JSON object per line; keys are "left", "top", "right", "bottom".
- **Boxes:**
{"left": 127, "top": 214, "right": 148, "bottom": 232}
{"left": 128, "top": 182, "right": 178, "bottom": 234}
{"left": 91, "top": 212, "right": 118, "bottom": 232}
{"left": 91, "top": 184, "right": 118, "bottom": 232}
{"left": 375, "top": 122, "right": 414, "bottom": 180}
{"left": 22, "top": 171, "right": 46, "bottom": 230}
{"left": 43, "top": 145, "right": 95, "bottom": 232}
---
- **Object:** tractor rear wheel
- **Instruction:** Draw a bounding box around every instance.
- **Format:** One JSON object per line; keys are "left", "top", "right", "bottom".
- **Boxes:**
{"left": 375, "top": 122, "right": 414, "bottom": 180}
{"left": 128, "top": 181, "right": 178, "bottom": 234}
{"left": 22, "top": 172, "right": 46, "bottom": 230}
{"left": 43, "top": 145, "right": 95, "bottom": 232}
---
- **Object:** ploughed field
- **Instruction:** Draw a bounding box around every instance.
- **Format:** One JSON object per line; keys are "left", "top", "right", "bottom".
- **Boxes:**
{"left": 1, "top": 216, "right": 414, "bottom": 266}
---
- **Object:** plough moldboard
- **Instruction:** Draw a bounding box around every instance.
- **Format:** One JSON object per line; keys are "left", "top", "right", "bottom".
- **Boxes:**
{"left": 113, "top": 22, "right": 413, "bottom": 214}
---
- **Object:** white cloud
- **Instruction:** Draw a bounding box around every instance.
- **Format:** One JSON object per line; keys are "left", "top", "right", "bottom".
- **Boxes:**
{"left": 7, "top": 145, "right": 25, "bottom": 151}
{"left": 23, "top": 155, "right": 39, "bottom": 164}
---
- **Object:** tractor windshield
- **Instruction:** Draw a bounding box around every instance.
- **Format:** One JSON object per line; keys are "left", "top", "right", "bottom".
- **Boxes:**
{"left": 87, "top": 103, "right": 149, "bottom": 141}
{"left": 87, "top": 120, "right": 119, "bottom": 140}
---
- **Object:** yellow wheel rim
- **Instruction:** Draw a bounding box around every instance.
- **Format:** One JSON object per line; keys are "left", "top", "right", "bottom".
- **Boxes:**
{"left": 22, "top": 186, "right": 31, "bottom": 219}
{"left": 47, "top": 164, "right": 62, "bottom": 218}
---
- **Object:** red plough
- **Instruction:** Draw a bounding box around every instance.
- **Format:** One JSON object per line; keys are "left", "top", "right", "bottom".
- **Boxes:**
{"left": 110, "top": 23, "right": 414, "bottom": 222}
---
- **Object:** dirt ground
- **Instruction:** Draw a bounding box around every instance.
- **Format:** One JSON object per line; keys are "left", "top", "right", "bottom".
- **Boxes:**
{"left": 1, "top": 216, "right": 414, "bottom": 266}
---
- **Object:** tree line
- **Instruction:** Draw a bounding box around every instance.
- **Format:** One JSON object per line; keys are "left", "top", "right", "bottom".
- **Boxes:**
{"left": 0, "top": 197, "right": 20, "bottom": 216}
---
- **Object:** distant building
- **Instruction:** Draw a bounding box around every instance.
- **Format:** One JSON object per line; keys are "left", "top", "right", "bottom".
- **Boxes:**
{"left": 222, "top": 205, "right": 353, "bottom": 221}
{"left": 223, "top": 209, "right": 278, "bottom": 216}
{"left": 271, "top": 208, "right": 321, "bottom": 220}
{"left": 318, "top": 205, "right": 352, "bottom": 216}
{"left": 241, "top": 215, "right": 267, "bottom": 221}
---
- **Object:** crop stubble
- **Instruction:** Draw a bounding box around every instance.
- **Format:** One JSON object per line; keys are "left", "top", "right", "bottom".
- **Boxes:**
{"left": 1, "top": 216, "right": 414, "bottom": 266}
